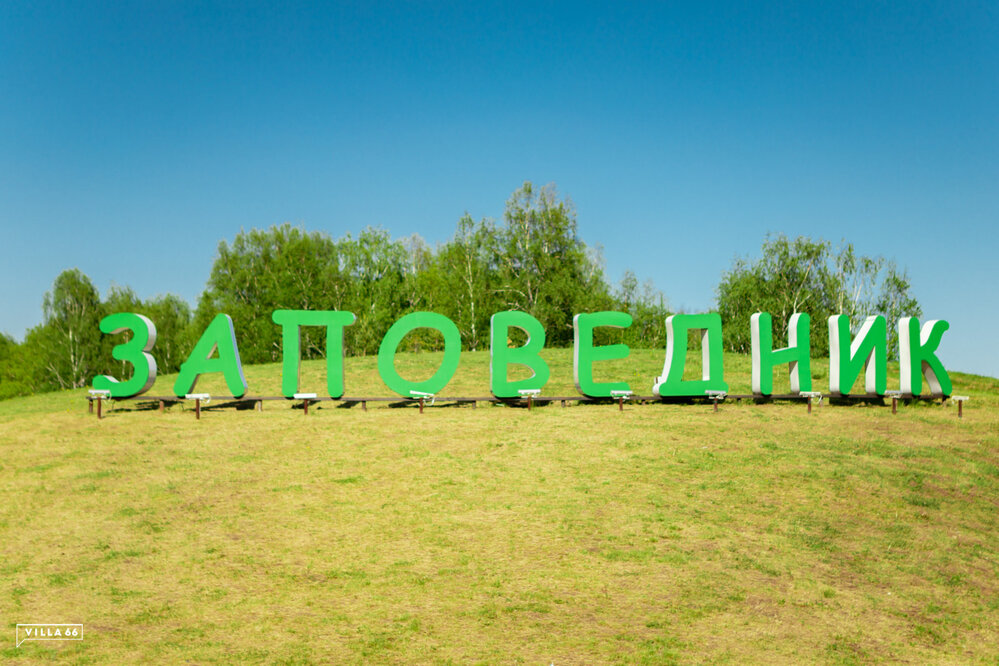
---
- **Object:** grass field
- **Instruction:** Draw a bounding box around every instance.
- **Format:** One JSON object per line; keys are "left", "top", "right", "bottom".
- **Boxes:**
{"left": 2, "top": 349, "right": 998, "bottom": 663}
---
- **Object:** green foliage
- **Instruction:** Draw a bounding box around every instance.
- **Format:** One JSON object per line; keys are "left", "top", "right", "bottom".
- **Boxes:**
{"left": 99, "top": 284, "right": 143, "bottom": 382}
{"left": 422, "top": 183, "right": 619, "bottom": 350}
{"left": 426, "top": 215, "right": 497, "bottom": 351}
{"left": 340, "top": 228, "right": 410, "bottom": 355}
{"left": 493, "top": 182, "right": 613, "bottom": 346}
{"left": 194, "top": 224, "right": 411, "bottom": 362}
{"left": 141, "top": 294, "right": 194, "bottom": 374}
{"left": 7, "top": 182, "right": 642, "bottom": 399}
{"left": 0, "top": 332, "right": 38, "bottom": 399}
{"left": 2, "top": 271, "right": 194, "bottom": 399}
{"left": 32, "top": 268, "right": 105, "bottom": 389}
{"left": 192, "top": 182, "right": 622, "bottom": 361}
{"left": 6, "top": 186, "right": 929, "bottom": 401}
{"left": 195, "top": 224, "right": 342, "bottom": 363}
{"left": 716, "top": 235, "right": 921, "bottom": 357}
{"left": 96, "top": 286, "right": 193, "bottom": 377}
{"left": 614, "top": 270, "right": 669, "bottom": 348}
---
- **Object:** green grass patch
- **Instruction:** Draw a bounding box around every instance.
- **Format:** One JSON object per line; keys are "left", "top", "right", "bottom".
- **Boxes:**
{"left": 0, "top": 349, "right": 997, "bottom": 661}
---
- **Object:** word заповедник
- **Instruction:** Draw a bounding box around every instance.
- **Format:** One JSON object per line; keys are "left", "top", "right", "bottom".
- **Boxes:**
{"left": 91, "top": 310, "right": 952, "bottom": 400}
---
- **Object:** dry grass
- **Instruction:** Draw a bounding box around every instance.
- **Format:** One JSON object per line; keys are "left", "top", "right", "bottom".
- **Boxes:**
{"left": 1, "top": 349, "right": 997, "bottom": 663}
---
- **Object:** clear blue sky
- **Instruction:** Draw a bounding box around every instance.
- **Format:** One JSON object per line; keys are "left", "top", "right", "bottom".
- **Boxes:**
{"left": 2, "top": 1, "right": 996, "bottom": 378}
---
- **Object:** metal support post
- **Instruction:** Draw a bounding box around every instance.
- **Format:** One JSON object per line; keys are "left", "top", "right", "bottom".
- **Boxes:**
{"left": 705, "top": 390, "right": 726, "bottom": 413}
{"left": 952, "top": 395, "right": 969, "bottom": 419}
{"left": 801, "top": 392, "right": 823, "bottom": 415}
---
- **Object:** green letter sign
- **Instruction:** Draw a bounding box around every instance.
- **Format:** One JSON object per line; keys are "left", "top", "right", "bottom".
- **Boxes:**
{"left": 898, "top": 317, "right": 951, "bottom": 397}
{"left": 272, "top": 310, "right": 356, "bottom": 398}
{"left": 750, "top": 312, "right": 812, "bottom": 396}
{"left": 89, "top": 306, "right": 958, "bottom": 405}
{"left": 92, "top": 312, "right": 158, "bottom": 398}
{"left": 828, "top": 315, "right": 887, "bottom": 396}
{"left": 173, "top": 314, "right": 248, "bottom": 398}
{"left": 490, "top": 311, "right": 550, "bottom": 398}
{"left": 573, "top": 312, "right": 632, "bottom": 397}
{"left": 653, "top": 313, "right": 728, "bottom": 397}
{"left": 377, "top": 312, "right": 461, "bottom": 397}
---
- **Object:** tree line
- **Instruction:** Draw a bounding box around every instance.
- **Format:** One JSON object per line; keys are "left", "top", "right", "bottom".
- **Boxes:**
{"left": 0, "top": 182, "right": 920, "bottom": 399}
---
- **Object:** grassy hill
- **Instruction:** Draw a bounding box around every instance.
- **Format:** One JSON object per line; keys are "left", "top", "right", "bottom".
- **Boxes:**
{"left": 2, "top": 349, "right": 998, "bottom": 663}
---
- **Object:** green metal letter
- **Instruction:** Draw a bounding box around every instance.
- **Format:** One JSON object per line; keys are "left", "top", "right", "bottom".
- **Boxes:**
{"left": 92, "top": 312, "right": 158, "bottom": 398}
{"left": 751, "top": 312, "right": 812, "bottom": 396}
{"left": 490, "top": 311, "right": 550, "bottom": 398}
{"left": 653, "top": 313, "right": 728, "bottom": 397}
{"left": 377, "top": 312, "right": 461, "bottom": 397}
{"left": 828, "top": 315, "right": 887, "bottom": 396}
{"left": 173, "top": 314, "right": 248, "bottom": 398}
{"left": 898, "top": 317, "right": 951, "bottom": 397}
{"left": 573, "top": 312, "right": 632, "bottom": 397}
{"left": 272, "top": 310, "right": 356, "bottom": 398}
